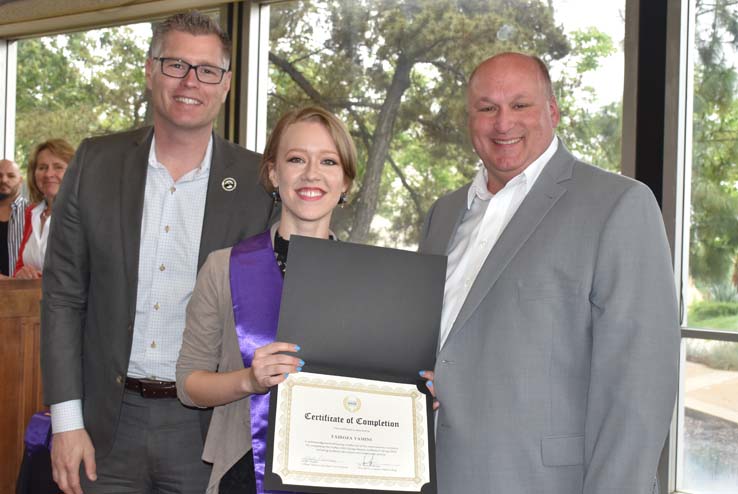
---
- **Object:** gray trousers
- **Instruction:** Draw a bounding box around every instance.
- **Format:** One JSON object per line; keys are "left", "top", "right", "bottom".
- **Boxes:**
{"left": 81, "top": 389, "right": 211, "bottom": 494}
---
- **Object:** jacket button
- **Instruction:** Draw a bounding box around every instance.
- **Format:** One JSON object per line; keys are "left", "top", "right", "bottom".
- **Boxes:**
{"left": 116, "top": 375, "right": 124, "bottom": 384}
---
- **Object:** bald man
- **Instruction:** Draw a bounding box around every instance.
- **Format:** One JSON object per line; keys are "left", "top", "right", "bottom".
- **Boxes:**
{"left": 0, "top": 159, "right": 28, "bottom": 277}
{"left": 419, "top": 52, "right": 679, "bottom": 493}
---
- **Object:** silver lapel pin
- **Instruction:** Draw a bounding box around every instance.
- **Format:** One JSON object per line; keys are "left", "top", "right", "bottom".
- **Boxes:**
{"left": 221, "top": 177, "right": 237, "bottom": 192}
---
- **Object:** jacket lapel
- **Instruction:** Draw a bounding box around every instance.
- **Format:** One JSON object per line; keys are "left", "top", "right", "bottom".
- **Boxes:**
{"left": 120, "top": 128, "right": 153, "bottom": 321}
{"left": 197, "top": 134, "right": 239, "bottom": 269}
{"left": 432, "top": 186, "right": 469, "bottom": 256}
{"left": 443, "top": 146, "right": 575, "bottom": 348}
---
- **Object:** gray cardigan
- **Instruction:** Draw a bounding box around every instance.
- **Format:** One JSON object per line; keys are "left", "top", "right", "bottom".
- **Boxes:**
{"left": 176, "top": 247, "right": 252, "bottom": 494}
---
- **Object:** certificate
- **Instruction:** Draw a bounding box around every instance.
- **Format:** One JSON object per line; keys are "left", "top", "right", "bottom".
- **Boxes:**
{"left": 264, "top": 236, "right": 444, "bottom": 493}
{"left": 271, "top": 372, "right": 431, "bottom": 492}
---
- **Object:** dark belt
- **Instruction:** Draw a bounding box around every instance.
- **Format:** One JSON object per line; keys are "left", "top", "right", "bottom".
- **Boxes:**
{"left": 124, "top": 377, "right": 178, "bottom": 399}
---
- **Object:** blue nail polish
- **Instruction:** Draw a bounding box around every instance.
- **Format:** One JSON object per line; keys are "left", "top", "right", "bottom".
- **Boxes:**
{"left": 284, "top": 373, "right": 289, "bottom": 378}
{"left": 418, "top": 370, "right": 425, "bottom": 377}
{"left": 299, "top": 360, "right": 305, "bottom": 366}
{"left": 297, "top": 367, "right": 303, "bottom": 372}
{"left": 294, "top": 345, "right": 301, "bottom": 352}
{"left": 426, "top": 380, "right": 433, "bottom": 388}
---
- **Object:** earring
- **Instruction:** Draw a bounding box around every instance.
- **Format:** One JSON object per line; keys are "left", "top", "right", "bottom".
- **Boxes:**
{"left": 271, "top": 187, "right": 282, "bottom": 202}
{"left": 338, "top": 192, "right": 348, "bottom": 207}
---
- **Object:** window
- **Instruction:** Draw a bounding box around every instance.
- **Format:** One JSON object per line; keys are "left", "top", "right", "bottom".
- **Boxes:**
{"left": 678, "top": 1, "right": 738, "bottom": 492}
{"left": 263, "top": 0, "right": 625, "bottom": 248}
{"left": 14, "top": 23, "right": 151, "bottom": 168}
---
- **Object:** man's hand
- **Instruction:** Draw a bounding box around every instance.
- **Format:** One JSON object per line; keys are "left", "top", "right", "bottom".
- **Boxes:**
{"left": 419, "top": 370, "right": 440, "bottom": 410}
{"left": 51, "top": 429, "right": 97, "bottom": 494}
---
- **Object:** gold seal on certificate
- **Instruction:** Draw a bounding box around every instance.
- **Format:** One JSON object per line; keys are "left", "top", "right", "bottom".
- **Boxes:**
{"left": 271, "top": 372, "right": 431, "bottom": 491}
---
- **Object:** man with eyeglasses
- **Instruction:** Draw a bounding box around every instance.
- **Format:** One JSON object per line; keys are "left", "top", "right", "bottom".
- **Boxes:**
{"left": 41, "top": 11, "right": 274, "bottom": 494}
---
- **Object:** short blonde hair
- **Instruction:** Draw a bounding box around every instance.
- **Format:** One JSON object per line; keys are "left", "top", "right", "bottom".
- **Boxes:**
{"left": 27, "top": 139, "right": 75, "bottom": 203}
{"left": 259, "top": 107, "right": 358, "bottom": 194}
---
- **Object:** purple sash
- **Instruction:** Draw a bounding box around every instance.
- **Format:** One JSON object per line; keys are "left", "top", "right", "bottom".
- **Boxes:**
{"left": 24, "top": 411, "right": 52, "bottom": 455}
{"left": 230, "top": 231, "right": 283, "bottom": 494}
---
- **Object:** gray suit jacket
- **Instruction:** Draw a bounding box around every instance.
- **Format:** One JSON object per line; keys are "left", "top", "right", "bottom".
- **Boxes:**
{"left": 40, "top": 127, "right": 275, "bottom": 457}
{"left": 419, "top": 143, "right": 679, "bottom": 494}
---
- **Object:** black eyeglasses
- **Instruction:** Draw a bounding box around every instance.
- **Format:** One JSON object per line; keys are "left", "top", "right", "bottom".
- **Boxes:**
{"left": 153, "top": 57, "right": 228, "bottom": 84}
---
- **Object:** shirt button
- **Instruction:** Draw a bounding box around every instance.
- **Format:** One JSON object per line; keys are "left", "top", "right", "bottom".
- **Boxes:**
{"left": 165, "top": 225, "right": 170, "bottom": 233}
{"left": 170, "top": 186, "right": 176, "bottom": 194}
{"left": 154, "top": 303, "right": 160, "bottom": 310}
{"left": 159, "top": 264, "right": 166, "bottom": 272}
{"left": 150, "top": 341, "right": 157, "bottom": 349}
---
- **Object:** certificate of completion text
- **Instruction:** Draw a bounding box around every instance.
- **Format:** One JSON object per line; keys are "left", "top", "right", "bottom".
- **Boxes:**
{"left": 271, "top": 372, "right": 431, "bottom": 491}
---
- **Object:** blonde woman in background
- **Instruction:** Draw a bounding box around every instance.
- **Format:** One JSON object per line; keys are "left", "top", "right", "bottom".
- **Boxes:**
{"left": 15, "top": 138, "right": 74, "bottom": 278}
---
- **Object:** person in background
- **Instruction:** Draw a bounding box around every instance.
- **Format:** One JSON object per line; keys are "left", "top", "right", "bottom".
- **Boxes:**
{"left": 176, "top": 106, "right": 357, "bottom": 494}
{"left": 419, "top": 52, "right": 679, "bottom": 494}
{"left": 0, "top": 158, "right": 27, "bottom": 279}
{"left": 14, "top": 139, "right": 74, "bottom": 279}
{"left": 40, "top": 11, "right": 274, "bottom": 494}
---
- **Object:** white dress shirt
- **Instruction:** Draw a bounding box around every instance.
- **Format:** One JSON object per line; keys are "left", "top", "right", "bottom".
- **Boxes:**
{"left": 21, "top": 201, "right": 49, "bottom": 271}
{"left": 51, "top": 136, "right": 213, "bottom": 434}
{"left": 439, "top": 136, "right": 558, "bottom": 349}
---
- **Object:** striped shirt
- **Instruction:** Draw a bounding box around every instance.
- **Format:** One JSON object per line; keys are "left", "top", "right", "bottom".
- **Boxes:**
{"left": 6, "top": 194, "right": 28, "bottom": 274}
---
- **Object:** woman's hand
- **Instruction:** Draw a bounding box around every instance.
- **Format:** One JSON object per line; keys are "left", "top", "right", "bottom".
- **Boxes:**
{"left": 15, "top": 266, "right": 42, "bottom": 279}
{"left": 247, "top": 342, "right": 303, "bottom": 394}
{"left": 419, "top": 370, "right": 440, "bottom": 410}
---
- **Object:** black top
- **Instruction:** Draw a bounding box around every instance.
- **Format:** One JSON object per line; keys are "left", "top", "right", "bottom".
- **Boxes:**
{"left": 0, "top": 220, "right": 8, "bottom": 276}
{"left": 273, "top": 230, "right": 289, "bottom": 277}
{"left": 273, "top": 231, "right": 338, "bottom": 278}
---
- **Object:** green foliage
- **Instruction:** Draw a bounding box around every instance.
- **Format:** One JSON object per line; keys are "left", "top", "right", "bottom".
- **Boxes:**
{"left": 689, "top": 0, "right": 738, "bottom": 286}
{"left": 690, "top": 301, "right": 738, "bottom": 321}
{"left": 708, "top": 281, "right": 738, "bottom": 302}
{"left": 556, "top": 28, "right": 620, "bottom": 171}
{"left": 15, "top": 26, "right": 149, "bottom": 169}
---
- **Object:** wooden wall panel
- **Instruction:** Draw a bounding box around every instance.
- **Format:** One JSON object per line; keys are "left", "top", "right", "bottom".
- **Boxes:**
{"left": 0, "top": 279, "right": 44, "bottom": 493}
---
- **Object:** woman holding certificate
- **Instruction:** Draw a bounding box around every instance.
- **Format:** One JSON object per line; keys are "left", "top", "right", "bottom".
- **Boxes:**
{"left": 176, "top": 106, "right": 357, "bottom": 494}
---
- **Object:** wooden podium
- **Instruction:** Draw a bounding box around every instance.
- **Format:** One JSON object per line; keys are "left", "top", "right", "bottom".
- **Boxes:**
{"left": 0, "top": 279, "right": 45, "bottom": 493}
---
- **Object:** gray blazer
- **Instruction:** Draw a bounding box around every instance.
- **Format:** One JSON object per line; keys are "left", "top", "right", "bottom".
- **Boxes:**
{"left": 176, "top": 247, "right": 249, "bottom": 494}
{"left": 419, "top": 143, "right": 679, "bottom": 494}
{"left": 41, "top": 127, "right": 274, "bottom": 458}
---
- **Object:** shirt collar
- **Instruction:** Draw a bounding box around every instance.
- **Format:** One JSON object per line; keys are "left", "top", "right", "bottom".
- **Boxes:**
{"left": 466, "top": 135, "right": 559, "bottom": 209}
{"left": 11, "top": 194, "right": 26, "bottom": 209}
{"left": 148, "top": 134, "right": 214, "bottom": 179}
